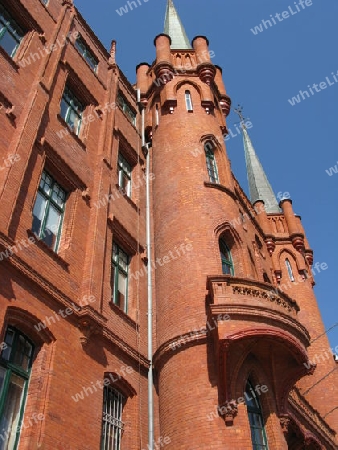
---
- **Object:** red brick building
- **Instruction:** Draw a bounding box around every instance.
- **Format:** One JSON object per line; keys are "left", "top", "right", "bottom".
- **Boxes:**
{"left": 0, "top": 0, "right": 337, "bottom": 449}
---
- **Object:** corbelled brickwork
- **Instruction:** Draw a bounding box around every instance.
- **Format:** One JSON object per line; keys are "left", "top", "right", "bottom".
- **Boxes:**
{"left": 0, "top": 1, "right": 337, "bottom": 449}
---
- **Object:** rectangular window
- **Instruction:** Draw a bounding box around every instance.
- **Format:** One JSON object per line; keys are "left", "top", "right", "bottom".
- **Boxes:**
{"left": 32, "top": 170, "right": 67, "bottom": 252}
{"left": 60, "top": 86, "right": 84, "bottom": 136}
{"left": 0, "top": 327, "right": 34, "bottom": 450}
{"left": 0, "top": 6, "right": 25, "bottom": 58}
{"left": 75, "top": 35, "right": 98, "bottom": 72}
{"left": 101, "top": 387, "right": 125, "bottom": 450}
{"left": 117, "top": 93, "right": 136, "bottom": 126}
{"left": 111, "top": 243, "right": 129, "bottom": 313}
{"left": 118, "top": 154, "right": 132, "bottom": 197}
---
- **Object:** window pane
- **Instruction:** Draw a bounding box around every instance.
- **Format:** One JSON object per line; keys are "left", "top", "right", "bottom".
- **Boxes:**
{"left": 12, "top": 335, "right": 33, "bottom": 372}
{"left": 42, "top": 205, "right": 62, "bottom": 250}
{"left": 0, "top": 374, "right": 25, "bottom": 450}
{"left": 0, "top": 367, "right": 6, "bottom": 398}
{"left": 32, "top": 192, "right": 47, "bottom": 236}
{"left": 0, "top": 31, "right": 19, "bottom": 57}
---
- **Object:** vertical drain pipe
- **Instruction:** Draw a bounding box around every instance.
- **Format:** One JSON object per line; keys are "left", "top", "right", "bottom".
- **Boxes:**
{"left": 138, "top": 89, "right": 154, "bottom": 450}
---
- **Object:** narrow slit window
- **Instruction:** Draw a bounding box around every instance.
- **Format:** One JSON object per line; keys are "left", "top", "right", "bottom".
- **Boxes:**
{"left": 245, "top": 380, "right": 269, "bottom": 450}
{"left": 185, "top": 90, "right": 193, "bottom": 111}
{"left": 219, "top": 238, "right": 234, "bottom": 276}
{"left": 205, "top": 142, "right": 219, "bottom": 183}
{"left": 111, "top": 243, "right": 130, "bottom": 313}
{"left": 285, "top": 258, "right": 295, "bottom": 282}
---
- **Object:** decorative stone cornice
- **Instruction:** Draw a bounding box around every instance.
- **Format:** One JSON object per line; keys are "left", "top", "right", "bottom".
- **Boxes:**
{"left": 288, "top": 387, "right": 336, "bottom": 448}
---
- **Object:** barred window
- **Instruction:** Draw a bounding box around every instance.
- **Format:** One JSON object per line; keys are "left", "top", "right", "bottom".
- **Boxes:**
{"left": 101, "top": 387, "right": 125, "bottom": 450}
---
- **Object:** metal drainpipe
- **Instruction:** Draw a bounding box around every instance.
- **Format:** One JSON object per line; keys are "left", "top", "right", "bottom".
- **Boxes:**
{"left": 138, "top": 90, "right": 154, "bottom": 450}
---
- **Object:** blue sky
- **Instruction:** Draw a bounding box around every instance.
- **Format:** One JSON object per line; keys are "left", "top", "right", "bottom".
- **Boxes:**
{"left": 74, "top": 0, "right": 338, "bottom": 349}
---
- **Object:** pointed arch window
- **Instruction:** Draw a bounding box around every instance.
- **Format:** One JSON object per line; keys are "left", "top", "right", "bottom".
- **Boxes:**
{"left": 285, "top": 258, "right": 295, "bottom": 282}
{"left": 205, "top": 142, "right": 219, "bottom": 183}
{"left": 185, "top": 90, "right": 193, "bottom": 112}
{"left": 219, "top": 238, "right": 234, "bottom": 275}
{"left": 245, "top": 380, "right": 269, "bottom": 450}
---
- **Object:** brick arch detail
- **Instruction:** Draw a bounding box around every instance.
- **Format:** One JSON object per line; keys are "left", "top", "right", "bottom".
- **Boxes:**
{"left": 174, "top": 80, "right": 202, "bottom": 97}
{"left": 277, "top": 248, "right": 305, "bottom": 275}
{"left": 214, "top": 221, "right": 246, "bottom": 277}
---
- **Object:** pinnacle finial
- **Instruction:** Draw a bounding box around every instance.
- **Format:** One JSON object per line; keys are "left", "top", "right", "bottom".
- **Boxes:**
{"left": 164, "top": 0, "right": 191, "bottom": 50}
{"left": 239, "top": 108, "right": 280, "bottom": 213}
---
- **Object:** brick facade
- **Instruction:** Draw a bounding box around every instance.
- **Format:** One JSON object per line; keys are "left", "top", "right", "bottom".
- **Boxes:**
{"left": 0, "top": 1, "right": 337, "bottom": 449}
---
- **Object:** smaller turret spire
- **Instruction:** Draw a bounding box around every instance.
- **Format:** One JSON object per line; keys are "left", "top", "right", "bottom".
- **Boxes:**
{"left": 164, "top": 0, "right": 191, "bottom": 50}
{"left": 235, "top": 106, "right": 280, "bottom": 214}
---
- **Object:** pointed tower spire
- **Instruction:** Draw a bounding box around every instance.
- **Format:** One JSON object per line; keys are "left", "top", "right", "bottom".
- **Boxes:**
{"left": 164, "top": 0, "right": 191, "bottom": 50}
{"left": 235, "top": 106, "right": 280, "bottom": 214}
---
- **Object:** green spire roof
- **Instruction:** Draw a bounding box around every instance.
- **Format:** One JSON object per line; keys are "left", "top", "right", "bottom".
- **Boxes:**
{"left": 164, "top": 0, "right": 191, "bottom": 50}
{"left": 242, "top": 126, "right": 280, "bottom": 214}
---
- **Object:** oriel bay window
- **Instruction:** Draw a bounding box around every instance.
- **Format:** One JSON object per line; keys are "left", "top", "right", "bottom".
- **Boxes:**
{"left": 0, "top": 327, "right": 34, "bottom": 450}
{"left": 111, "top": 243, "right": 129, "bottom": 313}
{"left": 60, "top": 86, "right": 84, "bottom": 136}
{"left": 0, "top": 5, "right": 25, "bottom": 58}
{"left": 101, "top": 386, "right": 125, "bottom": 450}
{"left": 32, "top": 170, "right": 66, "bottom": 252}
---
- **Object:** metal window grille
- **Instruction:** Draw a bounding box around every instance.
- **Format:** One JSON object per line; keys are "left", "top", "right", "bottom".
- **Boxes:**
{"left": 101, "top": 387, "right": 125, "bottom": 450}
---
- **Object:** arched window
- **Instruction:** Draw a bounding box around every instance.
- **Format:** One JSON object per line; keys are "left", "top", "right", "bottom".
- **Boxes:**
{"left": 185, "top": 90, "right": 193, "bottom": 111}
{"left": 285, "top": 258, "right": 295, "bottom": 282}
{"left": 0, "top": 327, "right": 35, "bottom": 449}
{"left": 205, "top": 142, "right": 219, "bottom": 183}
{"left": 245, "top": 380, "right": 269, "bottom": 450}
{"left": 219, "top": 238, "right": 234, "bottom": 275}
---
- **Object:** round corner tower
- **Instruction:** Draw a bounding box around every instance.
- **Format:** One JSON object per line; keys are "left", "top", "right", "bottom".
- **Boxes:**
{"left": 136, "top": 1, "right": 338, "bottom": 449}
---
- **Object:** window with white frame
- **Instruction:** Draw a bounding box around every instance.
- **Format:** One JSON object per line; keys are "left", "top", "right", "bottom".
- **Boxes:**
{"left": 60, "top": 85, "right": 84, "bottom": 136}
{"left": 101, "top": 386, "right": 125, "bottom": 450}
{"left": 118, "top": 154, "right": 132, "bottom": 197}
{"left": 111, "top": 243, "right": 129, "bottom": 313}
{"left": 32, "top": 170, "right": 67, "bottom": 252}
{"left": 285, "top": 258, "right": 295, "bottom": 282}
{"left": 185, "top": 90, "right": 193, "bottom": 111}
